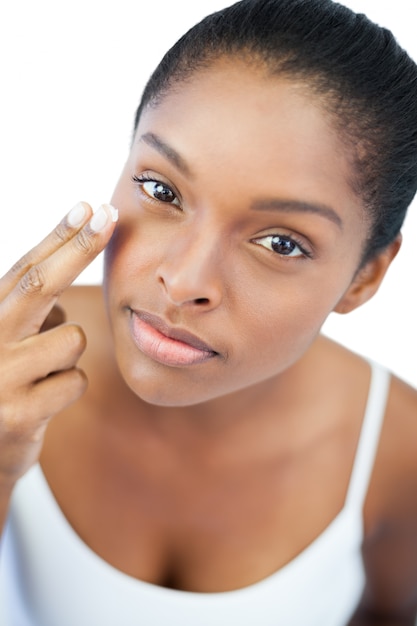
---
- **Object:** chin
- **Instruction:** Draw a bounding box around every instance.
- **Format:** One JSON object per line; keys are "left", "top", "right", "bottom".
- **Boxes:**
{"left": 115, "top": 354, "right": 227, "bottom": 408}
{"left": 126, "top": 374, "right": 223, "bottom": 408}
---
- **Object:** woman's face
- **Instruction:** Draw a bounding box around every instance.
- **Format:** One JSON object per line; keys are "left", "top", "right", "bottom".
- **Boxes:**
{"left": 105, "top": 59, "right": 367, "bottom": 406}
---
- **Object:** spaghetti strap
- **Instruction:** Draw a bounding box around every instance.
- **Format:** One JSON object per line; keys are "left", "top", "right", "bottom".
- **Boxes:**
{"left": 345, "top": 361, "right": 391, "bottom": 509}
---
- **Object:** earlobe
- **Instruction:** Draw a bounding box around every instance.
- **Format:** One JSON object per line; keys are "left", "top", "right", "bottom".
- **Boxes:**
{"left": 333, "top": 235, "right": 402, "bottom": 315}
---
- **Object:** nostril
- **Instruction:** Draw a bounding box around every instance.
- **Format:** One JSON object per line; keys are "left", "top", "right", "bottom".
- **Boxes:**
{"left": 195, "top": 298, "right": 210, "bottom": 305}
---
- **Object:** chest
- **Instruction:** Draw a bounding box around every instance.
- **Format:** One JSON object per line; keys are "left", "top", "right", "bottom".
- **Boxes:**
{"left": 41, "top": 422, "right": 358, "bottom": 592}
{"left": 4, "top": 463, "right": 366, "bottom": 626}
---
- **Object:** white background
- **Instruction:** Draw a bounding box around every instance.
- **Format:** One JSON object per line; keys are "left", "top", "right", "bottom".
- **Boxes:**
{"left": 0, "top": 1, "right": 416, "bottom": 387}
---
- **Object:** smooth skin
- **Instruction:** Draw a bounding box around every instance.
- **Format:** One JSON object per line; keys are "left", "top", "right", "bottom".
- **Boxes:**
{"left": 2, "top": 59, "right": 417, "bottom": 624}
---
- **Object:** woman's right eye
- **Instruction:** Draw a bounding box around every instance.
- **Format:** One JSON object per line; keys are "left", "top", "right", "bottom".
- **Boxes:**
{"left": 132, "top": 175, "right": 180, "bottom": 206}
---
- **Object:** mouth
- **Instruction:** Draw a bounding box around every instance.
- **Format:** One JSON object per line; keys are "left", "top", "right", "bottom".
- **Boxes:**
{"left": 129, "top": 310, "right": 218, "bottom": 367}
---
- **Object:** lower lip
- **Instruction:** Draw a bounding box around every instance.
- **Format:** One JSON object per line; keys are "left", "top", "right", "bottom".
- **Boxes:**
{"left": 130, "top": 313, "right": 216, "bottom": 367}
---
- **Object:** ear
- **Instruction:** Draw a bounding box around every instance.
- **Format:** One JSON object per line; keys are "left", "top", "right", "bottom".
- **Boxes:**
{"left": 333, "top": 234, "right": 402, "bottom": 315}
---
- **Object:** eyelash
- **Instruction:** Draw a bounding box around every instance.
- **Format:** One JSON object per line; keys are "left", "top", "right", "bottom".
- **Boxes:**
{"left": 132, "top": 174, "right": 312, "bottom": 260}
{"left": 132, "top": 174, "right": 181, "bottom": 207}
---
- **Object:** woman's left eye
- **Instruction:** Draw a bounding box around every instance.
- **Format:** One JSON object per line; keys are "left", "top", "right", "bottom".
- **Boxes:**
{"left": 133, "top": 176, "right": 180, "bottom": 206}
{"left": 252, "top": 235, "right": 308, "bottom": 258}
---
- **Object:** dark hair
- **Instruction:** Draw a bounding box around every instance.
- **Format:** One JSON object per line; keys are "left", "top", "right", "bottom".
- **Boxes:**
{"left": 133, "top": 0, "right": 417, "bottom": 265}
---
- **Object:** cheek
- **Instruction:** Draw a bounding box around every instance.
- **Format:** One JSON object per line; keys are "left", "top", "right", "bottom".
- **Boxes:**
{"left": 235, "top": 283, "right": 327, "bottom": 373}
{"left": 233, "top": 252, "right": 358, "bottom": 378}
{"left": 104, "top": 212, "right": 163, "bottom": 296}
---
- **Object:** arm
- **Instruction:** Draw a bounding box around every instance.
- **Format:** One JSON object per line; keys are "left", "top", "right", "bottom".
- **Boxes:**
{"left": 347, "top": 530, "right": 417, "bottom": 626}
{"left": 348, "top": 378, "right": 417, "bottom": 626}
{"left": 0, "top": 202, "right": 117, "bottom": 536}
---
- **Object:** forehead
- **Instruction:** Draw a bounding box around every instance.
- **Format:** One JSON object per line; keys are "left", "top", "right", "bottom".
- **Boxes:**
{"left": 136, "top": 59, "right": 362, "bottom": 220}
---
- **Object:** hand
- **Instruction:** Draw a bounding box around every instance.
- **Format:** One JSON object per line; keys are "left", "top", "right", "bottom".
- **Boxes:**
{"left": 0, "top": 202, "right": 118, "bottom": 485}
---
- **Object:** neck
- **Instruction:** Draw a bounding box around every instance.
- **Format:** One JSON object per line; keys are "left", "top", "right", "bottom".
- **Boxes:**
{"left": 104, "top": 341, "right": 320, "bottom": 447}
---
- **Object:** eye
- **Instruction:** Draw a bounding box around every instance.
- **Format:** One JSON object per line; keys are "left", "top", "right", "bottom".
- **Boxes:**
{"left": 252, "top": 234, "right": 310, "bottom": 258}
{"left": 143, "top": 181, "right": 179, "bottom": 205}
{"left": 132, "top": 175, "right": 180, "bottom": 206}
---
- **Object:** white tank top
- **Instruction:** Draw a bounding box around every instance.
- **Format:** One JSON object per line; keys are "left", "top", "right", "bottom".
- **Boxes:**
{"left": 0, "top": 362, "right": 390, "bottom": 626}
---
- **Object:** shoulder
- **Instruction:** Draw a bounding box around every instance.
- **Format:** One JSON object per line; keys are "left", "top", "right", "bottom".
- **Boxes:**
{"left": 387, "top": 373, "right": 417, "bottom": 431}
{"left": 58, "top": 284, "right": 103, "bottom": 321}
{"left": 356, "top": 370, "right": 417, "bottom": 618}
{"left": 374, "top": 372, "right": 417, "bottom": 514}
{"left": 58, "top": 284, "right": 114, "bottom": 373}
{"left": 315, "top": 336, "right": 417, "bottom": 525}
{"left": 376, "top": 373, "right": 417, "bottom": 521}
{"left": 361, "top": 367, "right": 417, "bottom": 527}
{"left": 316, "top": 337, "right": 417, "bottom": 451}
{"left": 58, "top": 285, "right": 110, "bottom": 343}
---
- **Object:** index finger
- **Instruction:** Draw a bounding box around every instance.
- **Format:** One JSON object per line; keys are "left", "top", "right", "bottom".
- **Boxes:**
{"left": 0, "top": 202, "right": 94, "bottom": 302}
{"left": 0, "top": 203, "right": 118, "bottom": 341}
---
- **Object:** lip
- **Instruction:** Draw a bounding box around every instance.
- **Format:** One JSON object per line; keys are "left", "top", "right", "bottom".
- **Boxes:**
{"left": 129, "top": 310, "right": 218, "bottom": 367}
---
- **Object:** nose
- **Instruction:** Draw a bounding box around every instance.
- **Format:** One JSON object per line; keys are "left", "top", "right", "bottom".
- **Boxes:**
{"left": 157, "top": 227, "right": 223, "bottom": 309}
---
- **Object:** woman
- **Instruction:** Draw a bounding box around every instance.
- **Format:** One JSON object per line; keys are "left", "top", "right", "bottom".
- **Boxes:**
{"left": 1, "top": 0, "right": 417, "bottom": 624}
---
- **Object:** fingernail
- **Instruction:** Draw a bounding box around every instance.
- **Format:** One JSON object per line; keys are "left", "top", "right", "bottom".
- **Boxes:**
{"left": 89, "top": 206, "right": 108, "bottom": 233}
{"left": 104, "top": 203, "right": 119, "bottom": 223}
{"left": 67, "top": 202, "right": 87, "bottom": 227}
{"left": 89, "top": 204, "right": 119, "bottom": 233}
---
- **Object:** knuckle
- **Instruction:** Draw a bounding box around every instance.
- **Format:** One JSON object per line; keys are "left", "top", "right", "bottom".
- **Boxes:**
{"left": 74, "top": 229, "right": 95, "bottom": 256}
{"left": 18, "top": 265, "right": 47, "bottom": 297}
{"left": 8, "top": 253, "right": 33, "bottom": 278}
{"left": 61, "top": 324, "right": 87, "bottom": 355}
{"left": 0, "top": 401, "right": 26, "bottom": 439}
{"left": 0, "top": 347, "right": 22, "bottom": 386}
{"left": 53, "top": 221, "right": 71, "bottom": 245}
{"left": 42, "top": 368, "right": 87, "bottom": 414}
{"left": 66, "top": 367, "right": 88, "bottom": 397}
{"left": 0, "top": 399, "right": 48, "bottom": 475}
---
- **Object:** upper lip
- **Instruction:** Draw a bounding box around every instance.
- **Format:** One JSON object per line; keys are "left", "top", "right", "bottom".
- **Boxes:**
{"left": 132, "top": 310, "right": 217, "bottom": 354}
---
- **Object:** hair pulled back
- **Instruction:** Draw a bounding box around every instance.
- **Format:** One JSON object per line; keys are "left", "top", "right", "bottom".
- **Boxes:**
{"left": 134, "top": 0, "right": 417, "bottom": 264}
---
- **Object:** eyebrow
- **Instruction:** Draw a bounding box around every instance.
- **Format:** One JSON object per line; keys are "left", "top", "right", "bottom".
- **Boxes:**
{"left": 251, "top": 199, "right": 343, "bottom": 229}
{"left": 139, "top": 132, "right": 343, "bottom": 230}
{"left": 139, "top": 132, "right": 192, "bottom": 177}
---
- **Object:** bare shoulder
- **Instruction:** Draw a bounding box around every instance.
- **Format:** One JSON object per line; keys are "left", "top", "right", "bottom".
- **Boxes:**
{"left": 318, "top": 335, "right": 417, "bottom": 445}
{"left": 354, "top": 371, "right": 417, "bottom": 618}
{"left": 375, "top": 373, "right": 417, "bottom": 506}
{"left": 358, "top": 365, "right": 417, "bottom": 522}
{"left": 58, "top": 285, "right": 113, "bottom": 371}
{"left": 58, "top": 284, "right": 104, "bottom": 322}
{"left": 316, "top": 336, "right": 417, "bottom": 520}
{"left": 58, "top": 285, "right": 110, "bottom": 341}
{"left": 321, "top": 346, "right": 417, "bottom": 620}
{"left": 388, "top": 373, "right": 417, "bottom": 426}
